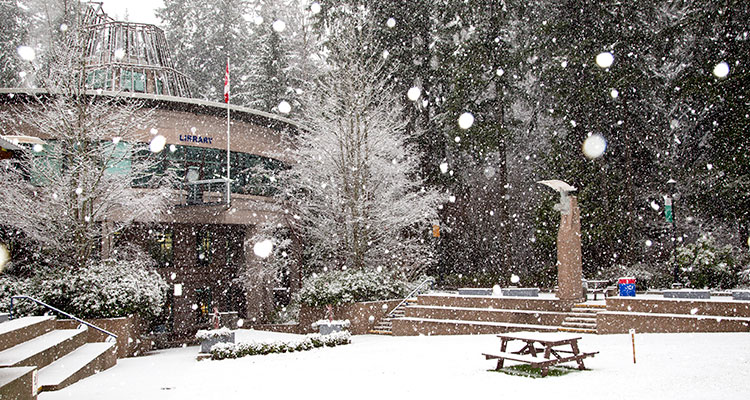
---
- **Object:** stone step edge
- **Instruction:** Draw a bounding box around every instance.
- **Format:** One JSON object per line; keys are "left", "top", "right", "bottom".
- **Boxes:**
{"left": 396, "top": 317, "right": 560, "bottom": 332}
{"left": 37, "top": 342, "right": 116, "bottom": 391}
{"left": 406, "top": 305, "right": 570, "bottom": 316}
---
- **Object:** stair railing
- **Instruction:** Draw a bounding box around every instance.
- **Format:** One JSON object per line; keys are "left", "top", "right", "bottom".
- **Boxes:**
{"left": 385, "top": 277, "right": 435, "bottom": 318}
{"left": 10, "top": 295, "right": 118, "bottom": 340}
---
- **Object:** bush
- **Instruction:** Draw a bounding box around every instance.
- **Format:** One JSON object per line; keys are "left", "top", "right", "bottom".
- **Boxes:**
{"left": 673, "top": 235, "right": 741, "bottom": 289}
{"left": 297, "top": 269, "right": 416, "bottom": 307}
{"left": 210, "top": 331, "right": 352, "bottom": 360}
{"left": 0, "top": 247, "right": 168, "bottom": 321}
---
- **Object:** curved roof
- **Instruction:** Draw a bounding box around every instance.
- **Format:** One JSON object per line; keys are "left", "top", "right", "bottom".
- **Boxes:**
{"left": 0, "top": 88, "right": 304, "bottom": 135}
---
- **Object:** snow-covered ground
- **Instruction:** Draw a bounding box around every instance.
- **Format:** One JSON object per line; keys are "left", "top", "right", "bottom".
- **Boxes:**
{"left": 40, "top": 330, "right": 750, "bottom": 400}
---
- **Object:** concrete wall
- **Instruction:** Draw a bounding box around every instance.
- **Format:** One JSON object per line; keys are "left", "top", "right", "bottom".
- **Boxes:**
{"left": 598, "top": 297, "right": 750, "bottom": 334}
{"left": 597, "top": 311, "right": 750, "bottom": 334}
{"left": 298, "top": 300, "right": 403, "bottom": 335}
{"left": 416, "top": 294, "right": 573, "bottom": 311}
{"left": 606, "top": 297, "right": 750, "bottom": 318}
{"left": 404, "top": 305, "right": 568, "bottom": 326}
{"left": 56, "top": 315, "right": 147, "bottom": 358}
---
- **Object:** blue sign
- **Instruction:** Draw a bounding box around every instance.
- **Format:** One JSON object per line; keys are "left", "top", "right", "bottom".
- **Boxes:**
{"left": 179, "top": 134, "right": 213, "bottom": 144}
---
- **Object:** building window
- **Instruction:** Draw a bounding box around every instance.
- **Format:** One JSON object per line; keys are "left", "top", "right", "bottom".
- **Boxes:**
{"left": 149, "top": 227, "right": 173, "bottom": 267}
{"left": 196, "top": 229, "right": 211, "bottom": 266}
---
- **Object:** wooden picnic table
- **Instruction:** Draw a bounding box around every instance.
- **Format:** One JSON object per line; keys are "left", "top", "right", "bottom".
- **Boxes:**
{"left": 483, "top": 331, "right": 598, "bottom": 376}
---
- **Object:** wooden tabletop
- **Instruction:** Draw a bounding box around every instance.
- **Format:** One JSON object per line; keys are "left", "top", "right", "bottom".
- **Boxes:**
{"left": 496, "top": 331, "right": 582, "bottom": 345}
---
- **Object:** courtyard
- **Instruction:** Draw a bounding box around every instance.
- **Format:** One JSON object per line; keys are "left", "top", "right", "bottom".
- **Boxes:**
{"left": 39, "top": 330, "right": 750, "bottom": 400}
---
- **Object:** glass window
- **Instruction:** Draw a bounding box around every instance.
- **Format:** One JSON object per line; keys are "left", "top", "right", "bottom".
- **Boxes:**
{"left": 85, "top": 69, "right": 112, "bottom": 89}
{"left": 196, "top": 229, "right": 211, "bottom": 265}
{"left": 121, "top": 70, "right": 146, "bottom": 92}
{"left": 149, "top": 227, "right": 173, "bottom": 267}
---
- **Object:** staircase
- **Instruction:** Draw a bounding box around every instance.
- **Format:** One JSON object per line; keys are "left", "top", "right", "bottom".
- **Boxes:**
{"left": 0, "top": 315, "right": 117, "bottom": 398}
{"left": 369, "top": 298, "right": 418, "bottom": 335}
{"left": 559, "top": 303, "right": 606, "bottom": 334}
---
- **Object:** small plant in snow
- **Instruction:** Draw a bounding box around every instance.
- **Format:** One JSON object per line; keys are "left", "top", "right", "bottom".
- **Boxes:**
{"left": 210, "top": 331, "right": 352, "bottom": 360}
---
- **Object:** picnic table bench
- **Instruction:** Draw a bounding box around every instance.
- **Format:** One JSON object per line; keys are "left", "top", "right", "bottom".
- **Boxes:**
{"left": 483, "top": 331, "right": 598, "bottom": 376}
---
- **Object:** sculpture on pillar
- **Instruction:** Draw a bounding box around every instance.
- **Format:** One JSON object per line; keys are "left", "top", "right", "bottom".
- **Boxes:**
{"left": 538, "top": 180, "right": 584, "bottom": 302}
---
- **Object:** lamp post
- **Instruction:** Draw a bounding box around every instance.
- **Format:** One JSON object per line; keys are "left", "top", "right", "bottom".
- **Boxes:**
{"left": 666, "top": 178, "right": 678, "bottom": 285}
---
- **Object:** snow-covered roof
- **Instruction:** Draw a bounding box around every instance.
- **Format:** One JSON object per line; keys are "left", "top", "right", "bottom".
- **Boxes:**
{"left": 0, "top": 88, "right": 303, "bottom": 135}
{"left": 0, "top": 135, "right": 23, "bottom": 151}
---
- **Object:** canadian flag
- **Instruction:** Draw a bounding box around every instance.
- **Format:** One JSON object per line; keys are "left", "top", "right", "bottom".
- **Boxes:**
{"left": 223, "top": 59, "right": 230, "bottom": 103}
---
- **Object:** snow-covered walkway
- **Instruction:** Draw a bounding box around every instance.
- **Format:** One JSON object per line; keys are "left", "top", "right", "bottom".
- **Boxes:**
{"left": 39, "top": 331, "right": 750, "bottom": 400}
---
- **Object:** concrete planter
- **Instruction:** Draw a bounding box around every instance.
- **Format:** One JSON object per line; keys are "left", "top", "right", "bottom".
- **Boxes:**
{"left": 502, "top": 288, "right": 540, "bottom": 297}
{"left": 311, "top": 320, "right": 350, "bottom": 335}
{"left": 458, "top": 288, "right": 493, "bottom": 296}
{"left": 199, "top": 332, "right": 235, "bottom": 353}
{"left": 663, "top": 290, "right": 711, "bottom": 299}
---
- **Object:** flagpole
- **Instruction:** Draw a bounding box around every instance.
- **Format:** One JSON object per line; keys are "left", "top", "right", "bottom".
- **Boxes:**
{"left": 225, "top": 57, "right": 231, "bottom": 207}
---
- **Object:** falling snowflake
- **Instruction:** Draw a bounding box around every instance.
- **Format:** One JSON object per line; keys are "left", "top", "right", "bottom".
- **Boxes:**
{"left": 407, "top": 87, "right": 421, "bottom": 101}
{"left": 582, "top": 134, "right": 607, "bottom": 159}
{"left": 386, "top": 18, "right": 396, "bottom": 28}
{"left": 253, "top": 239, "right": 274, "bottom": 258}
{"left": 439, "top": 162, "right": 449, "bottom": 174}
{"left": 272, "top": 20, "right": 286, "bottom": 32}
{"left": 458, "top": 112, "right": 474, "bottom": 129}
{"left": 150, "top": 135, "right": 167, "bottom": 153}
{"left": 713, "top": 62, "right": 729, "bottom": 78}
{"left": 17, "top": 46, "right": 35, "bottom": 61}
{"left": 595, "top": 52, "right": 614, "bottom": 69}
{"left": 278, "top": 101, "right": 291, "bottom": 114}
{"left": 310, "top": 2, "right": 321, "bottom": 14}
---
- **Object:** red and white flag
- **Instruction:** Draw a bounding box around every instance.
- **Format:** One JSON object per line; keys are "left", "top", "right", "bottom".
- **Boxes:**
{"left": 223, "top": 59, "right": 230, "bottom": 103}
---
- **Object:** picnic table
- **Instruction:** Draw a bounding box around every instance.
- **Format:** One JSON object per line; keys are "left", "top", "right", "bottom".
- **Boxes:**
{"left": 585, "top": 279, "right": 610, "bottom": 300}
{"left": 483, "top": 331, "right": 598, "bottom": 376}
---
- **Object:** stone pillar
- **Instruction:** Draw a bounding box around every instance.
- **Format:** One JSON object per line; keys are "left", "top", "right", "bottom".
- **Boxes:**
{"left": 557, "top": 196, "right": 584, "bottom": 301}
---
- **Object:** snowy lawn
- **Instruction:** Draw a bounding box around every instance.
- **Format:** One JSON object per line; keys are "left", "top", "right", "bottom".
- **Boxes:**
{"left": 40, "top": 331, "right": 750, "bottom": 400}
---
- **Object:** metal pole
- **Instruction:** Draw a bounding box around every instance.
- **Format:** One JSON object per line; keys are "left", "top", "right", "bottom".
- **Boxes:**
{"left": 672, "top": 203, "right": 678, "bottom": 284}
{"left": 226, "top": 57, "right": 231, "bottom": 207}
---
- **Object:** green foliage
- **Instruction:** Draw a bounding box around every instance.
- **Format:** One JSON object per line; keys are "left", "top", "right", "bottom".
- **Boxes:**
{"left": 297, "top": 269, "right": 418, "bottom": 307}
{"left": 673, "top": 235, "right": 741, "bottom": 289}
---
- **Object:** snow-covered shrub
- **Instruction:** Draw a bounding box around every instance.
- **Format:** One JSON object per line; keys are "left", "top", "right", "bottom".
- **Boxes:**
{"left": 297, "top": 269, "right": 412, "bottom": 307}
{"left": 0, "top": 274, "right": 41, "bottom": 315}
{"left": 210, "top": 331, "right": 352, "bottom": 360}
{"left": 2, "top": 247, "right": 168, "bottom": 321}
{"left": 673, "top": 235, "right": 741, "bottom": 289}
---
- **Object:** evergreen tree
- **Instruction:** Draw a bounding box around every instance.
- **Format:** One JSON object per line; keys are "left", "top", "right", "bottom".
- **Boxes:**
{"left": 0, "top": 1, "right": 27, "bottom": 87}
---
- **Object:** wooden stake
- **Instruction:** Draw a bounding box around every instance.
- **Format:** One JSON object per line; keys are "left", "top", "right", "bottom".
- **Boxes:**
{"left": 629, "top": 328, "right": 636, "bottom": 364}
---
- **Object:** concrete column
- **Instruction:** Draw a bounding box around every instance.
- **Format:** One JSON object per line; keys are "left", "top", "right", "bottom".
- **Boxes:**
{"left": 557, "top": 196, "right": 584, "bottom": 301}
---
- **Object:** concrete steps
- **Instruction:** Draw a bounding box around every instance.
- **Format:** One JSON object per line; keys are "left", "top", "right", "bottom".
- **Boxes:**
{"left": 0, "top": 366, "right": 37, "bottom": 400}
{"left": 558, "top": 303, "right": 604, "bottom": 334}
{"left": 368, "top": 299, "right": 417, "bottom": 335}
{"left": 0, "top": 316, "right": 118, "bottom": 398}
{"left": 38, "top": 342, "right": 116, "bottom": 391}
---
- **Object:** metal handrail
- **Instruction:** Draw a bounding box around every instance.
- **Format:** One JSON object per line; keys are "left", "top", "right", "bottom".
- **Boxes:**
{"left": 386, "top": 277, "right": 435, "bottom": 318}
{"left": 10, "top": 295, "right": 118, "bottom": 340}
